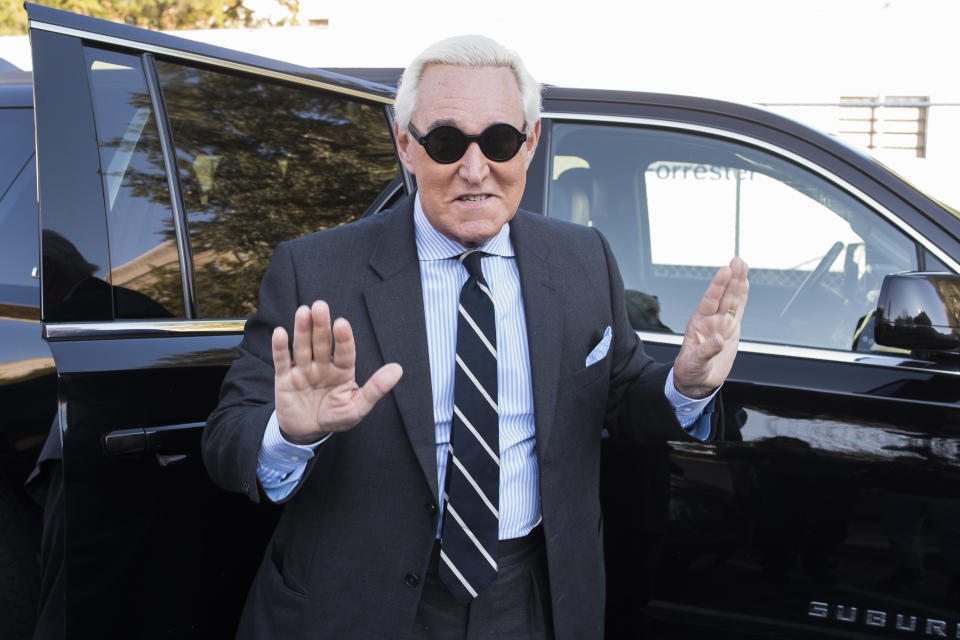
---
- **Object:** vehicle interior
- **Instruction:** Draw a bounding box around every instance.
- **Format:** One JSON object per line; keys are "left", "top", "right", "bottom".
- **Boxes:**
{"left": 546, "top": 122, "right": 918, "bottom": 353}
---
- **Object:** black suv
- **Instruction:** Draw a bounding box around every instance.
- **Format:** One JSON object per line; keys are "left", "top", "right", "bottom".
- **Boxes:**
{"left": 2, "top": 3, "right": 959, "bottom": 639}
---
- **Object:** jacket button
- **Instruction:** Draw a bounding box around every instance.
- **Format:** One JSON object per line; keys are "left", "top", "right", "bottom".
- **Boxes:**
{"left": 404, "top": 573, "right": 420, "bottom": 587}
{"left": 425, "top": 502, "right": 437, "bottom": 517}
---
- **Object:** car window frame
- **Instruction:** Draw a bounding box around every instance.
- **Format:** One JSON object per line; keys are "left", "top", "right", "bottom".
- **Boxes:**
{"left": 32, "top": 16, "right": 407, "bottom": 339}
{"left": 540, "top": 112, "right": 960, "bottom": 376}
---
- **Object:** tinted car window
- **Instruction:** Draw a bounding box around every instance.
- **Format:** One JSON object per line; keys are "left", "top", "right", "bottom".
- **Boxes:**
{"left": 0, "top": 152, "right": 38, "bottom": 311}
{"left": 547, "top": 122, "right": 919, "bottom": 352}
{"left": 0, "top": 107, "right": 34, "bottom": 194}
{"left": 85, "top": 47, "right": 183, "bottom": 318}
{"left": 155, "top": 61, "right": 399, "bottom": 318}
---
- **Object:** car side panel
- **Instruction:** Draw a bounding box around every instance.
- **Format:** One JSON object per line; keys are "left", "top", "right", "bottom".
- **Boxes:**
{"left": 48, "top": 335, "right": 277, "bottom": 638}
{"left": 624, "top": 344, "right": 960, "bottom": 639}
{"left": 535, "top": 103, "right": 960, "bottom": 639}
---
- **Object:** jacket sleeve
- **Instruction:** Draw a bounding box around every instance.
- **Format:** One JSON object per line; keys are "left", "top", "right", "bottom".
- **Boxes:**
{"left": 202, "top": 241, "right": 325, "bottom": 503}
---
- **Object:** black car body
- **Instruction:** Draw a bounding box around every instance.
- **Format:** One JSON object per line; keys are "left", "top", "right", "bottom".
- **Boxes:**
{"left": 0, "top": 3, "right": 957, "bottom": 638}
{"left": 0, "top": 65, "right": 52, "bottom": 639}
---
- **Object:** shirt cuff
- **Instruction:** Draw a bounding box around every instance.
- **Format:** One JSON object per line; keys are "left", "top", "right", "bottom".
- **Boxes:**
{"left": 256, "top": 411, "right": 331, "bottom": 489}
{"left": 664, "top": 367, "right": 720, "bottom": 436}
{"left": 260, "top": 464, "right": 308, "bottom": 502}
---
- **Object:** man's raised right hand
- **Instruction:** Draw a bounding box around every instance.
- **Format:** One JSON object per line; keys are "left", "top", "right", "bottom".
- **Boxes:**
{"left": 271, "top": 300, "right": 403, "bottom": 445}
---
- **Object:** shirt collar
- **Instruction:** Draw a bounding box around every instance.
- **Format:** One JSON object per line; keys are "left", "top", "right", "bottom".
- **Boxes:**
{"left": 413, "top": 192, "right": 515, "bottom": 261}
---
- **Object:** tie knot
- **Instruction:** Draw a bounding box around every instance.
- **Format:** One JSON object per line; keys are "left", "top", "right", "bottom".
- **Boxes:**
{"left": 458, "top": 250, "right": 486, "bottom": 279}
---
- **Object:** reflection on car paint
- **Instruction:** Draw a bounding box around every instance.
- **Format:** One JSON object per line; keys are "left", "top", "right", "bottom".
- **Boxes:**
{"left": 739, "top": 407, "right": 960, "bottom": 464}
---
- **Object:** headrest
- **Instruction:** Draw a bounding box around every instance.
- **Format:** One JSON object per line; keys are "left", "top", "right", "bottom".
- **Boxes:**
{"left": 551, "top": 167, "right": 594, "bottom": 226}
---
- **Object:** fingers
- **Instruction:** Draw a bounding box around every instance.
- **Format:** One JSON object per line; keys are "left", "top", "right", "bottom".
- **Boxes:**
{"left": 272, "top": 327, "right": 291, "bottom": 377}
{"left": 278, "top": 300, "right": 388, "bottom": 391}
{"left": 678, "top": 324, "right": 724, "bottom": 372}
{"left": 717, "top": 257, "right": 749, "bottom": 323}
{"left": 696, "top": 331, "right": 725, "bottom": 361}
{"left": 284, "top": 301, "right": 336, "bottom": 372}
{"left": 694, "top": 265, "right": 733, "bottom": 318}
{"left": 292, "top": 305, "right": 314, "bottom": 368}
{"left": 694, "top": 257, "right": 749, "bottom": 323}
{"left": 354, "top": 363, "right": 403, "bottom": 416}
{"left": 677, "top": 257, "right": 748, "bottom": 396}
{"left": 289, "top": 301, "right": 336, "bottom": 368}
{"left": 330, "top": 317, "right": 356, "bottom": 371}
{"left": 311, "top": 301, "right": 332, "bottom": 365}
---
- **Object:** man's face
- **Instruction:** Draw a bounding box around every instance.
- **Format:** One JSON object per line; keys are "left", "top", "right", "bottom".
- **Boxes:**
{"left": 395, "top": 64, "right": 541, "bottom": 248}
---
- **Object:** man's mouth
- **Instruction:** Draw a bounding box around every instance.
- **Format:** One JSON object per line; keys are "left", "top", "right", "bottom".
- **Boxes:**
{"left": 457, "top": 194, "right": 490, "bottom": 202}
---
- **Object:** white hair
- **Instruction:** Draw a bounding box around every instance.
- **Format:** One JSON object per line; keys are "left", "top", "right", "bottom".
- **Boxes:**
{"left": 393, "top": 35, "right": 542, "bottom": 131}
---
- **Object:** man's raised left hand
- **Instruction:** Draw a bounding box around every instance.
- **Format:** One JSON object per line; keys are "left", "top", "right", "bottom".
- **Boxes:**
{"left": 672, "top": 257, "right": 749, "bottom": 399}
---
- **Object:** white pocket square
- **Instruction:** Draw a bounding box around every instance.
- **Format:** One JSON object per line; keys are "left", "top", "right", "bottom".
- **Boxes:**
{"left": 585, "top": 326, "right": 612, "bottom": 366}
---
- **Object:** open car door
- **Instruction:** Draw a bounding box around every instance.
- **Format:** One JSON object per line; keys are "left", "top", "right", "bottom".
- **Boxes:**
{"left": 27, "top": 4, "right": 404, "bottom": 636}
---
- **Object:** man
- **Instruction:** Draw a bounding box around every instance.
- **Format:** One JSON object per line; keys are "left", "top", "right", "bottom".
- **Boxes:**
{"left": 202, "top": 35, "right": 748, "bottom": 639}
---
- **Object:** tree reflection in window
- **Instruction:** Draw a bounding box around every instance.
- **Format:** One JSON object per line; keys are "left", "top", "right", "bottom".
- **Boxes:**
{"left": 155, "top": 61, "right": 399, "bottom": 318}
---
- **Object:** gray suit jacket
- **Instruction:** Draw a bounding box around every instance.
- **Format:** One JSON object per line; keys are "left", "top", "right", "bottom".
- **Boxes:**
{"left": 202, "top": 195, "right": 705, "bottom": 639}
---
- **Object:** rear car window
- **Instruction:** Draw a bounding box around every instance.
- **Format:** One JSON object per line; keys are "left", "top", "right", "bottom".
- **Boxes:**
{"left": 0, "top": 107, "right": 33, "bottom": 193}
{"left": 0, "top": 107, "right": 38, "bottom": 313}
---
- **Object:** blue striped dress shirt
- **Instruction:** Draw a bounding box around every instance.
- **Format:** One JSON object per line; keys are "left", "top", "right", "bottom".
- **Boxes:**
{"left": 256, "top": 194, "right": 716, "bottom": 534}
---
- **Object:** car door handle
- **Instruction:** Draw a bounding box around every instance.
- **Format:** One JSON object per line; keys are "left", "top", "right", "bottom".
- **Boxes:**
{"left": 103, "top": 422, "right": 205, "bottom": 459}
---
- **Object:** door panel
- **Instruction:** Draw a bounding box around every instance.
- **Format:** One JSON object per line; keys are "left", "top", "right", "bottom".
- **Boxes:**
{"left": 50, "top": 335, "right": 277, "bottom": 637}
{"left": 544, "top": 117, "right": 960, "bottom": 639}
{"left": 30, "top": 11, "right": 403, "bottom": 637}
{"left": 642, "top": 344, "right": 960, "bottom": 640}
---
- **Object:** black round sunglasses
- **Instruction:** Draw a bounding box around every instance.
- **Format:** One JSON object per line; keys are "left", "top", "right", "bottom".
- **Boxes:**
{"left": 408, "top": 122, "right": 527, "bottom": 164}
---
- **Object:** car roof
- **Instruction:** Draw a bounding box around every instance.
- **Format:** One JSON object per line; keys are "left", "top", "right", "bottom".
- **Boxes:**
{"left": 544, "top": 85, "right": 865, "bottom": 163}
{"left": 322, "top": 68, "right": 402, "bottom": 88}
{"left": 24, "top": 1, "right": 397, "bottom": 104}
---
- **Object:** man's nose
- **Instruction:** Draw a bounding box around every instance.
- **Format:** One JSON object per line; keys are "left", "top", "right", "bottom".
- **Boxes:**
{"left": 457, "top": 141, "right": 489, "bottom": 183}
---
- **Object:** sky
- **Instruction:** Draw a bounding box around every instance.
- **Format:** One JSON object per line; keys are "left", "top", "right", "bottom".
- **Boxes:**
{"left": 322, "top": 0, "right": 958, "bottom": 102}
{"left": 3, "top": 0, "right": 957, "bottom": 101}
{"left": 2, "top": 0, "right": 958, "bottom": 204}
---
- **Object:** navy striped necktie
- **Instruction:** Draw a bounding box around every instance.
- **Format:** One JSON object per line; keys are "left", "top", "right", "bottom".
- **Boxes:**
{"left": 439, "top": 249, "right": 500, "bottom": 603}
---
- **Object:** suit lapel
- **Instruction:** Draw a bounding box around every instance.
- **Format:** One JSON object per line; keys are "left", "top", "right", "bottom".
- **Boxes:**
{"left": 364, "top": 199, "right": 440, "bottom": 502}
{"left": 510, "top": 212, "right": 563, "bottom": 457}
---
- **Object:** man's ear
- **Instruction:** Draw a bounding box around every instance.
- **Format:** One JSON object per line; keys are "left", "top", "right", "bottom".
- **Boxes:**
{"left": 522, "top": 118, "right": 542, "bottom": 170}
{"left": 394, "top": 120, "right": 417, "bottom": 175}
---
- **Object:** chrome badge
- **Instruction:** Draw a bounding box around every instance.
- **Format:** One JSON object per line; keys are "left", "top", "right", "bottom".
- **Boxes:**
{"left": 809, "top": 601, "right": 959, "bottom": 637}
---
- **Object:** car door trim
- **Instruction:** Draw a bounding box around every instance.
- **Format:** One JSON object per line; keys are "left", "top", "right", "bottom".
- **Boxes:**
{"left": 141, "top": 52, "right": 198, "bottom": 318}
{"left": 635, "top": 330, "right": 960, "bottom": 377}
{"left": 541, "top": 112, "right": 960, "bottom": 274}
{"left": 44, "top": 319, "right": 246, "bottom": 340}
{"left": 40, "top": 321, "right": 958, "bottom": 376}
{"left": 28, "top": 20, "right": 393, "bottom": 105}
